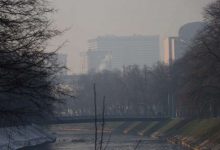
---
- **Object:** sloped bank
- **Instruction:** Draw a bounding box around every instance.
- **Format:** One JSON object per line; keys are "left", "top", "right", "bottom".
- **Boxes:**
{"left": 118, "top": 119, "right": 220, "bottom": 150}
{"left": 161, "top": 119, "right": 220, "bottom": 150}
{"left": 0, "top": 124, "right": 55, "bottom": 150}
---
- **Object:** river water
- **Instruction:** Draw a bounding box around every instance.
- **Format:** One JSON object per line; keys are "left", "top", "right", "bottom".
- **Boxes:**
{"left": 33, "top": 123, "right": 186, "bottom": 150}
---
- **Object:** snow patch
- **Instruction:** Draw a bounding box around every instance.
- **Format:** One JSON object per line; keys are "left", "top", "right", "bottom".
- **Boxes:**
{"left": 0, "top": 124, "right": 55, "bottom": 150}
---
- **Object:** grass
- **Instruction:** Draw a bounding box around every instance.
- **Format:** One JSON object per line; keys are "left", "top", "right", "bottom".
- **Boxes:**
{"left": 123, "top": 122, "right": 142, "bottom": 134}
{"left": 128, "top": 122, "right": 150, "bottom": 135}
{"left": 138, "top": 121, "right": 158, "bottom": 136}
{"left": 156, "top": 119, "right": 181, "bottom": 134}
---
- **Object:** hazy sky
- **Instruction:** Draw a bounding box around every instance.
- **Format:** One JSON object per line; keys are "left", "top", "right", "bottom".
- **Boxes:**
{"left": 49, "top": 0, "right": 215, "bottom": 74}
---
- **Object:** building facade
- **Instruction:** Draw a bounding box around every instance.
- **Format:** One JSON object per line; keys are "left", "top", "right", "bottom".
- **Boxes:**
{"left": 164, "top": 22, "right": 205, "bottom": 65}
{"left": 164, "top": 37, "right": 178, "bottom": 65}
{"left": 87, "top": 35, "right": 160, "bottom": 72}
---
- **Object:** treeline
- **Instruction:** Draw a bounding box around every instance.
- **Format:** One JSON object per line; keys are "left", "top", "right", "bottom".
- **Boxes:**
{"left": 76, "top": 64, "right": 170, "bottom": 117}
{"left": 75, "top": 0, "right": 220, "bottom": 118}
{"left": 0, "top": 0, "right": 68, "bottom": 126}
{"left": 172, "top": 0, "right": 220, "bottom": 118}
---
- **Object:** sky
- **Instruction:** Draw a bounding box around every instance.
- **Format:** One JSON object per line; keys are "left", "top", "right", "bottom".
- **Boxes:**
{"left": 49, "top": 0, "right": 215, "bottom": 74}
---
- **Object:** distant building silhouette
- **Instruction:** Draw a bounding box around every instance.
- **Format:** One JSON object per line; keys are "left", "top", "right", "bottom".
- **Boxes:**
{"left": 164, "top": 22, "right": 205, "bottom": 65}
{"left": 87, "top": 35, "right": 160, "bottom": 72}
{"left": 164, "top": 37, "right": 178, "bottom": 65}
{"left": 57, "top": 53, "right": 68, "bottom": 75}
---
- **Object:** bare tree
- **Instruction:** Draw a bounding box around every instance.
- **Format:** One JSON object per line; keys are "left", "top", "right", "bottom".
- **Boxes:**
{"left": 93, "top": 83, "right": 98, "bottom": 150}
{"left": 99, "top": 96, "right": 106, "bottom": 150}
{"left": 171, "top": 0, "right": 220, "bottom": 118}
{"left": 0, "top": 0, "right": 68, "bottom": 126}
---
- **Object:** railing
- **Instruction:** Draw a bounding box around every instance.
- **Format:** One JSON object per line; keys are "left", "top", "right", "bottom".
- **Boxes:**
{"left": 51, "top": 115, "right": 170, "bottom": 124}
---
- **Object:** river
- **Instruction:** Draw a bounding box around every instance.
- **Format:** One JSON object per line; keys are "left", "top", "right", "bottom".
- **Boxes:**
{"left": 25, "top": 123, "right": 186, "bottom": 150}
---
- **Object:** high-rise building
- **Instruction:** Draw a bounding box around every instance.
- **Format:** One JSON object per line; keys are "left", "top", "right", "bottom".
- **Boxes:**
{"left": 164, "top": 37, "right": 178, "bottom": 65}
{"left": 164, "top": 22, "right": 205, "bottom": 65}
{"left": 87, "top": 35, "right": 160, "bottom": 72}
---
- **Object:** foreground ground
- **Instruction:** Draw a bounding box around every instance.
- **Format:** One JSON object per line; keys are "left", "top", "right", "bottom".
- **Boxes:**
{"left": 37, "top": 118, "right": 220, "bottom": 150}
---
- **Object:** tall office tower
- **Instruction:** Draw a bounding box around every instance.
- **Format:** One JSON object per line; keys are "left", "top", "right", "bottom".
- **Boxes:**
{"left": 87, "top": 35, "right": 160, "bottom": 72}
{"left": 164, "top": 37, "right": 180, "bottom": 65}
{"left": 164, "top": 22, "right": 205, "bottom": 65}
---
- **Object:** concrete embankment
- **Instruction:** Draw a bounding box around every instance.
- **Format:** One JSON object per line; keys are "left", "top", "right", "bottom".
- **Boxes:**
{"left": 0, "top": 124, "right": 55, "bottom": 150}
{"left": 114, "top": 119, "right": 220, "bottom": 150}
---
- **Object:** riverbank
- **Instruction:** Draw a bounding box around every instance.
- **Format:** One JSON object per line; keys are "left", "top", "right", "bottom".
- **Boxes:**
{"left": 35, "top": 122, "right": 183, "bottom": 150}
{"left": 117, "top": 119, "right": 220, "bottom": 150}
{"left": 35, "top": 119, "right": 220, "bottom": 150}
{"left": 0, "top": 124, "right": 55, "bottom": 150}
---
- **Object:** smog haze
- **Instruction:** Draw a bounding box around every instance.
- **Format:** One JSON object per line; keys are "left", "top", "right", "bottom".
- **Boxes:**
{"left": 50, "top": 0, "right": 214, "bottom": 74}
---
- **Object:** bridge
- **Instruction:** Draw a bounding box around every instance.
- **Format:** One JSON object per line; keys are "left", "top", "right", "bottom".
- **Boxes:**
{"left": 50, "top": 115, "right": 170, "bottom": 124}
